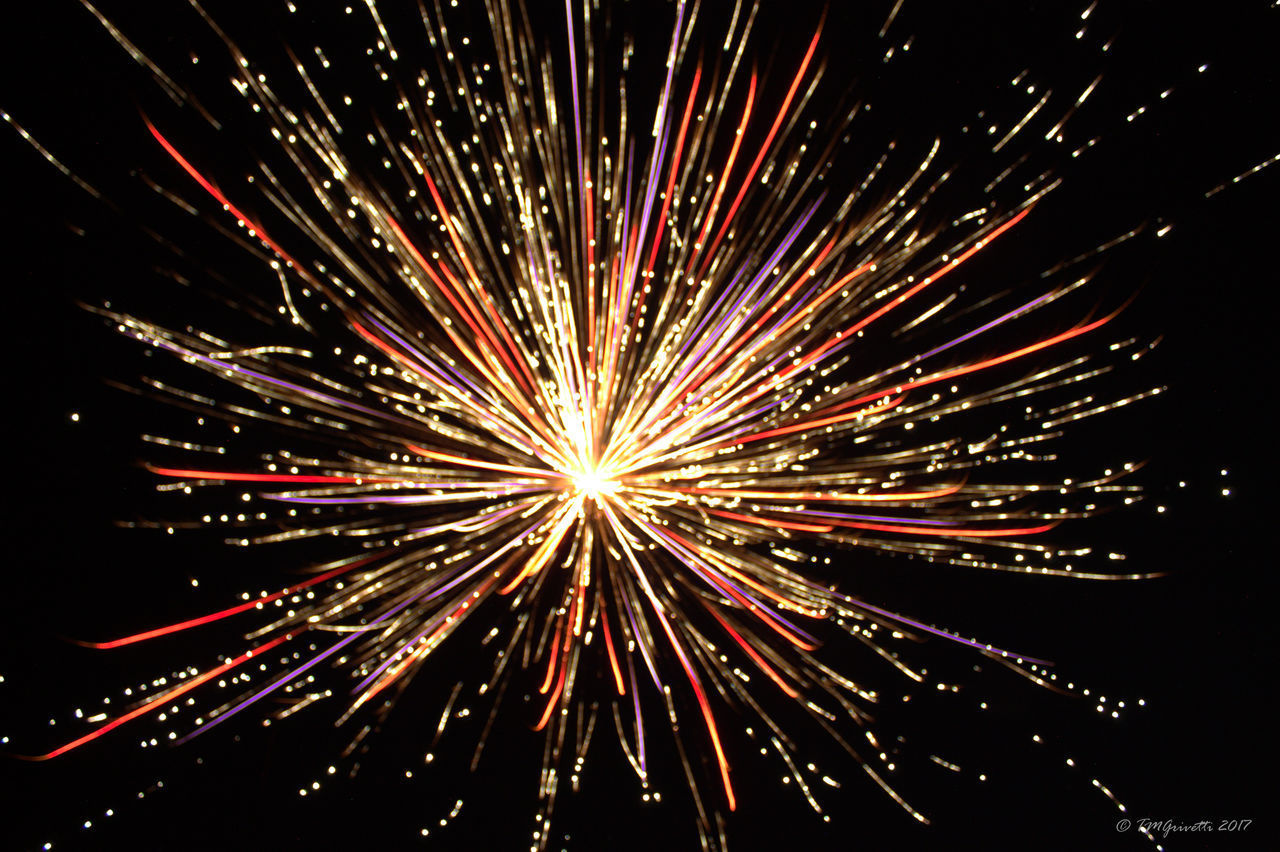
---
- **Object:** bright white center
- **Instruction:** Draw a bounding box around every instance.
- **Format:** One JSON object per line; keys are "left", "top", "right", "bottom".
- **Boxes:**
{"left": 571, "top": 469, "right": 616, "bottom": 500}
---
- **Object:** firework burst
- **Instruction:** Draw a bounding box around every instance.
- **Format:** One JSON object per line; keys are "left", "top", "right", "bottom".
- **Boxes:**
{"left": 7, "top": 0, "right": 1273, "bottom": 849}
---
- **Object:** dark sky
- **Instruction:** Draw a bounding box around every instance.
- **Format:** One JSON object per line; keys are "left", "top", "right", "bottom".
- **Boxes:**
{"left": 1, "top": 2, "right": 1274, "bottom": 850}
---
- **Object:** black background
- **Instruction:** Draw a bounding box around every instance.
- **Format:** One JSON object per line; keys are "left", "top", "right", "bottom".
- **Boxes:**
{"left": 1, "top": 1, "right": 1275, "bottom": 850}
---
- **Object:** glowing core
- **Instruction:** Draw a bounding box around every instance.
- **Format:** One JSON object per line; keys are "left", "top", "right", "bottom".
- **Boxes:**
{"left": 571, "top": 469, "right": 617, "bottom": 500}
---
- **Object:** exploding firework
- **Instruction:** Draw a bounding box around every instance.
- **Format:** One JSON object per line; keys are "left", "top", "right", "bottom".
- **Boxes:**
{"left": 3, "top": 1, "right": 1275, "bottom": 850}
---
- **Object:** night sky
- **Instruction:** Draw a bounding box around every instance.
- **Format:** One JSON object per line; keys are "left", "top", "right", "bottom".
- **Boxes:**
{"left": 1, "top": 2, "right": 1275, "bottom": 850}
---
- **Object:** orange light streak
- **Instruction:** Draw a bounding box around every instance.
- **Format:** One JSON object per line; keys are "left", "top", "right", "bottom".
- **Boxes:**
{"left": 20, "top": 633, "right": 294, "bottom": 761}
